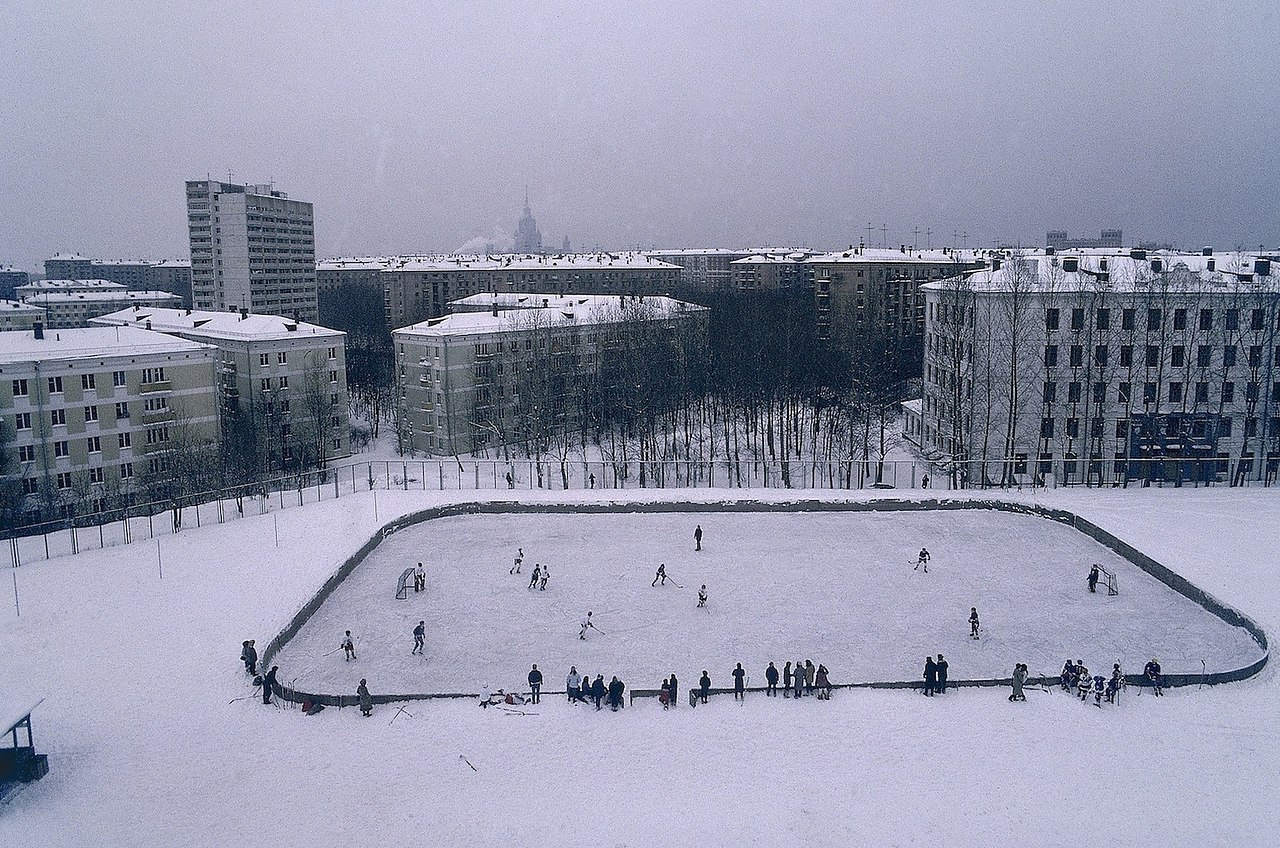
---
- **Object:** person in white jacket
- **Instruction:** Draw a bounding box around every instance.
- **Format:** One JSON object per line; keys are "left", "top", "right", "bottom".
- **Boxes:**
{"left": 566, "top": 667, "right": 582, "bottom": 703}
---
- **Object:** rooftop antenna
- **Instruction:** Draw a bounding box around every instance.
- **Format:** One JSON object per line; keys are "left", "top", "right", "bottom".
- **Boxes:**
{"left": 962, "top": 231, "right": 969, "bottom": 250}
{"left": 880, "top": 223, "right": 888, "bottom": 249}
{"left": 864, "top": 223, "right": 874, "bottom": 247}
{"left": 925, "top": 228, "right": 933, "bottom": 250}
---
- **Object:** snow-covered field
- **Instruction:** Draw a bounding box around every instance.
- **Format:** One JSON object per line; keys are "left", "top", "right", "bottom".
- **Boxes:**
{"left": 1, "top": 487, "right": 1277, "bottom": 847}
{"left": 277, "top": 509, "right": 1259, "bottom": 696}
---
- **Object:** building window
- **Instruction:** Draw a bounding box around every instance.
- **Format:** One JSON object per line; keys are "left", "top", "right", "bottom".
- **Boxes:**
{"left": 1145, "top": 346, "right": 1159, "bottom": 367}
{"left": 15, "top": 413, "right": 30, "bottom": 430}
{"left": 113, "top": 370, "right": 126, "bottom": 387}
{"left": 1171, "top": 346, "right": 1185, "bottom": 367}
{"left": 1091, "top": 418, "right": 1105, "bottom": 438}
{"left": 1069, "top": 346, "right": 1083, "bottom": 367}
{"left": 87, "top": 436, "right": 101, "bottom": 453}
{"left": 84, "top": 406, "right": 99, "bottom": 422}
{"left": 277, "top": 352, "right": 287, "bottom": 364}
{"left": 1225, "top": 309, "right": 1238, "bottom": 330}
{"left": 328, "top": 347, "right": 337, "bottom": 360}
{"left": 18, "top": 445, "right": 34, "bottom": 462}
{"left": 1044, "top": 345, "right": 1058, "bottom": 367}
{"left": 1066, "top": 418, "right": 1079, "bottom": 437}
{"left": 89, "top": 467, "right": 104, "bottom": 484}
{"left": 141, "top": 367, "right": 165, "bottom": 384}
{"left": 1122, "top": 309, "right": 1135, "bottom": 331}
{"left": 1041, "top": 418, "right": 1055, "bottom": 438}
{"left": 1196, "top": 382, "right": 1210, "bottom": 403}
{"left": 1168, "top": 382, "right": 1183, "bottom": 403}
{"left": 1224, "top": 346, "right": 1236, "bottom": 367}
{"left": 1045, "top": 308, "right": 1059, "bottom": 330}
{"left": 1119, "top": 346, "right": 1133, "bottom": 367}
{"left": 119, "top": 432, "right": 131, "bottom": 448}
{"left": 333, "top": 437, "right": 342, "bottom": 450}
{"left": 81, "top": 373, "right": 96, "bottom": 390}
{"left": 1223, "top": 382, "right": 1235, "bottom": 403}
{"left": 1096, "top": 308, "right": 1110, "bottom": 330}
{"left": 56, "top": 472, "right": 72, "bottom": 490}
{"left": 48, "top": 376, "right": 63, "bottom": 394}
{"left": 1219, "top": 418, "right": 1233, "bottom": 437}
{"left": 1068, "top": 382, "right": 1082, "bottom": 403}
{"left": 1251, "top": 309, "right": 1265, "bottom": 331}
{"left": 1043, "top": 381, "right": 1056, "bottom": 403}
{"left": 1147, "top": 309, "right": 1162, "bottom": 330}
{"left": 1197, "top": 345, "right": 1212, "bottom": 368}
{"left": 1118, "top": 383, "right": 1131, "bottom": 404}
{"left": 21, "top": 478, "right": 38, "bottom": 495}
{"left": 261, "top": 378, "right": 271, "bottom": 392}
{"left": 1071, "top": 308, "right": 1084, "bottom": 330}
{"left": 329, "top": 370, "right": 338, "bottom": 383}
{"left": 120, "top": 462, "right": 133, "bottom": 479}
{"left": 1198, "top": 309, "right": 1213, "bottom": 331}
{"left": 11, "top": 379, "right": 28, "bottom": 397}
{"left": 279, "top": 376, "right": 288, "bottom": 389}
{"left": 1249, "top": 346, "right": 1262, "bottom": 368}
{"left": 54, "top": 440, "right": 69, "bottom": 458}
{"left": 259, "top": 353, "right": 270, "bottom": 366}
{"left": 1173, "top": 309, "right": 1186, "bottom": 330}
{"left": 1143, "top": 382, "right": 1157, "bottom": 404}
{"left": 1246, "top": 382, "right": 1259, "bottom": 402}
{"left": 1115, "top": 419, "right": 1129, "bottom": 438}
{"left": 1095, "top": 345, "right": 1108, "bottom": 366}
{"left": 51, "top": 409, "right": 66, "bottom": 426}
{"left": 1245, "top": 418, "right": 1258, "bottom": 438}
{"left": 115, "top": 402, "right": 129, "bottom": 419}
{"left": 1092, "top": 382, "right": 1106, "bottom": 403}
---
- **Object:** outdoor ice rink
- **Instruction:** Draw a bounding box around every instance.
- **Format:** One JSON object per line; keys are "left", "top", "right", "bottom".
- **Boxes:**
{"left": 275, "top": 508, "right": 1262, "bottom": 695}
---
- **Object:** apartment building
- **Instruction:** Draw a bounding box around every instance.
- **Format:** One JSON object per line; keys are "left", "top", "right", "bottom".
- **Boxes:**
{"left": 24, "top": 291, "right": 183, "bottom": 329}
{"left": 185, "top": 180, "right": 317, "bottom": 322}
{"left": 808, "top": 246, "right": 985, "bottom": 354}
{"left": 644, "top": 249, "right": 752, "bottom": 291}
{"left": 0, "top": 267, "right": 29, "bottom": 300}
{"left": 0, "top": 325, "right": 219, "bottom": 523}
{"left": 920, "top": 248, "right": 1280, "bottom": 485}
{"left": 730, "top": 252, "right": 816, "bottom": 291}
{"left": 15, "top": 279, "right": 127, "bottom": 300}
{"left": 0, "top": 302, "right": 47, "bottom": 333}
{"left": 92, "top": 307, "right": 348, "bottom": 473}
{"left": 393, "top": 294, "right": 708, "bottom": 455}
{"left": 381, "top": 253, "right": 681, "bottom": 329}
{"left": 42, "top": 256, "right": 193, "bottom": 305}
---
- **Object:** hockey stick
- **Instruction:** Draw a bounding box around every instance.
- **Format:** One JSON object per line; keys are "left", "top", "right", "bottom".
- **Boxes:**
{"left": 228, "top": 695, "right": 252, "bottom": 704}
{"left": 459, "top": 755, "right": 478, "bottom": 772}
{"left": 389, "top": 705, "right": 413, "bottom": 725}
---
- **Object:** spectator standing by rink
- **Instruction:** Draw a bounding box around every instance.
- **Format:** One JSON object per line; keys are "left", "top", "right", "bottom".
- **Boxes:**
{"left": 699, "top": 671, "right": 712, "bottom": 704}
{"left": 566, "top": 667, "right": 582, "bottom": 703}
{"left": 241, "top": 640, "right": 257, "bottom": 675}
{"left": 792, "top": 659, "right": 804, "bottom": 698}
{"left": 766, "top": 662, "right": 779, "bottom": 696}
{"left": 1144, "top": 658, "right": 1164, "bottom": 695}
{"left": 591, "top": 675, "right": 607, "bottom": 710}
{"left": 694, "top": 524, "right": 703, "bottom": 551}
{"left": 659, "top": 678, "right": 671, "bottom": 709}
{"left": 923, "top": 656, "right": 937, "bottom": 696}
{"left": 804, "top": 660, "right": 816, "bottom": 696}
{"left": 608, "top": 676, "right": 625, "bottom": 711}
{"left": 732, "top": 663, "right": 746, "bottom": 701}
{"left": 814, "top": 664, "right": 832, "bottom": 699}
{"left": 783, "top": 661, "right": 792, "bottom": 698}
{"left": 528, "top": 664, "right": 543, "bottom": 704}
{"left": 262, "top": 666, "right": 278, "bottom": 705}
{"left": 936, "top": 655, "right": 949, "bottom": 693}
{"left": 1009, "top": 663, "right": 1027, "bottom": 702}
{"left": 357, "top": 679, "right": 373, "bottom": 717}
{"left": 669, "top": 673, "right": 679, "bottom": 708}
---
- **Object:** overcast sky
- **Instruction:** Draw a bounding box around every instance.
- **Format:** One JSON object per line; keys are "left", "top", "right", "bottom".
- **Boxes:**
{"left": 3, "top": 1, "right": 1277, "bottom": 272}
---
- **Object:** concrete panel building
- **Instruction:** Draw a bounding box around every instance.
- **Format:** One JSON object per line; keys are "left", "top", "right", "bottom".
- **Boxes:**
{"left": 730, "top": 252, "right": 816, "bottom": 291}
{"left": 920, "top": 248, "right": 1280, "bottom": 485}
{"left": 0, "top": 302, "right": 47, "bottom": 333}
{"left": 92, "top": 307, "right": 348, "bottom": 474}
{"left": 0, "top": 267, "right": 29, "bottom": 301}
{"left": 0, "top": 326, "right": 219, "bottom": 523}
{"left": 393, "top": 294, "right": 708, "bottom": 456}
{"left": 41, "top": 256, "right": 192, "bottom": 306}
{"left": 24, "top": 291, "right": 183, "bottom": 329}
{"left": 185, "top": 180, "right": 317, "bottom": 322}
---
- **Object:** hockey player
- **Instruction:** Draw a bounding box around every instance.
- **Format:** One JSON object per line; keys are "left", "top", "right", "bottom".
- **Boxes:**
{"left": 969, "top": 607, "right": 980, "bottom": 639}
{"left": 527, "top": 664, "right": 543, "bottom": 704}
{"left": 341, "top": 630, "right": 356, "bottom": 661}
{"left": 414, "top": 562, "right": 426, "bottom": 593}
{"left": 528, "top": 564, "right": 542, "bottom": 590}
{"left": 765, "top": 662, "right": 779, "bottom": 696}
{"left": 652, "top": 563, "right": 669, "bottom": 587}
{"left": 579, "top": 611, "right": 599, "bottom": 640}
{"left": 914, "top": 547, "right": 931, "bottom": 572}
{"left": 510, "top": 548, "right": 524, "bottom": 575}
{"left": 538, "top": 565, "right": 550, "bottom": 591}
{"left": 1087, "top": 564, "right": 1100, "bottom": 593}
{"left": 1092, "top": 674, "right": 1106, "bottom": 707}
{"left": 1144, "top": 658, "right": 1163, "bottom": 696}
{"left": 694, "top": 524, "right": 703, "bottom": 551}
{"left": 1106, "top": 665, "right": 1123, "bottom": 703}
{"left": 1060, "top": 659, "right": 1077, "bottom": 691}
{"left": 697, "top": 585, "right": 708, "bottom": 608}
{"left": 1076, "top": 665, "right": 1092, "bottom": 701}
{"left": 412, "top": 620, "right": 425, "bottom": 655}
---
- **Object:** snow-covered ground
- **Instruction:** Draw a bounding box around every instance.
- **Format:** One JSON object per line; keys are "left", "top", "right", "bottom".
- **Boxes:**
{"left": 1, "top": 487, "right": 1277, "bottom": 846}
{"left": 277, "top": 509, "right": 1259, "bottom": 696}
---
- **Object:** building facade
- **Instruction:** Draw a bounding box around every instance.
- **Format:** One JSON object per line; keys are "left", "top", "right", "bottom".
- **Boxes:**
{"left": 91, "top": 308, "right": 349, "bottom": 476}
{"left": 644, "top": 249, "right": 753, "bottom": 291}
{"left": 42, "top": 256, "right": 192, "bottom": 306}
{"left": 393, "top": 294, "right": 708, "bottom": 456}
{"left": 0, "top": 326, "right": 219, "bottom": 524}
{"left": 185, "top": 180, "right": 318, "bottom": 322}
{"left": 920, "top": 249, "right": 1280, "bottom": 485}
{"left": 513, "top": 196, "right": 543, "bottom": 254}
{"left": 0, "top": 302, "right": 46, "bottom": 333}
{"left": 25, "top": 291, "right": 183, "bottom": 329}
{"left": 0, "top": 268, "right": 29, "bottom": 301}
{"left": 1045, "top": 229, "right": 1124, "bottom": 250}
{"left": 730, "top": 253, "right": 816, "bottom": 291}
{"left": 380, "top": 253, "right": 682, "bottom": 329}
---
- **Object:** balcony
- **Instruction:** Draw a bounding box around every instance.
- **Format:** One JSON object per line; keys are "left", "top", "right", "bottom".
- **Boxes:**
{"left": 140, "top": 381, "right": 171, "bottom": 394}
{"left": 141, "top": 406, "right": 172, "bottom": 422}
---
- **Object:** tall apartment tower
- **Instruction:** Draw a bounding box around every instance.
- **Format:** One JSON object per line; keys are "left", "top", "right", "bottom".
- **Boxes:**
{"left": 185, "top": 179, "right": 318, "bottom": 322}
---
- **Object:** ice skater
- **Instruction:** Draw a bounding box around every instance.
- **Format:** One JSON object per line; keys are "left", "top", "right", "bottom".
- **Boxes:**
{"left": 262, "top": 666, "right": 278, "bottom": 705}
{"left": 652, "top": 563, "right": 669, "bottom": 586}
{"left": 969, "top": 607, "right": 980, "bottom": 639}
{"left": 1077, "top": 665, "right": 1093, "bottom": 701}
{"left": 528, "top": 563, "right": 542, "bottom": 590}
{"left": 914, "top": 547, "right": 931, "bottom": 572}
{"left": 1092, "top": 674, "right": 1106, "bottom": 707}
{"left": 1107, "top": 665, "right": 1123, "bottom": 703}
{"left": 412, "top": 620, "right": 425, "bottom": 655}
{"left": 241, "top": 639, "right": 257, "bottom": 675}
{"left": 579, "top": 611, "right": 600, "bottom": 640}
{"left": 935, "top": 655, "right": 948, "bottom": 694}
{"left": 697, "top": 584, "right": 707, "bottom": 607}
{"left": 510, "top": 547, "right": 524, "bottom": 575}
{"left": 341, "top": 630, "right": 356, "bottom": 661}
{"left": 414, "top": 562, "right": 426, "bottom": 593}
{"left": 694, "top": 524, "right": 703, "bottom": 551}
{"left": 538, "top": 565, "right": 550, "bottom": 591}
{"left": 1087, "top": 564, "right": 1100, "bottom": 593}
{"left": 528, "top": 664, "right": 542, "bottom": 704}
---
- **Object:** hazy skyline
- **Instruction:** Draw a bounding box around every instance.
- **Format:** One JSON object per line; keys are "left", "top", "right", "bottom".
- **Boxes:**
{"left": 3, "top": 1, "right": 1278, "bottom": 272}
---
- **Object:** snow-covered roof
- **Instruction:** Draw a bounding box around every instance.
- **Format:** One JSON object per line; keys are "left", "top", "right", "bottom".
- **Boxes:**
{"left": 900, "top": 398, "right": 923, "bottom": 414}
{"left": 0, "top": 697, "right": 43, "bottom": 737}
{"left": 389, "top": 252, "right": 681, "bottom": 273}
{"left": 46, "top": 253, "right": 90, "bottom": 262}
{"left": 921, "top": 252, "right": 1277, "bottom": 295}
{"left": 731, "top": 254, "right": 808, "bottom": 265}
{"left": 0, "top": 326, "right": 214, "bottom": 364}
{"left": 807, "top": 248, "right": 984, "bottom": 265}
{"left": 17, "top": 279, "right": 128, "bottom": 292}
{"left": 25, "top": 290, "right": 182, "bottom": 305}
{"left": 0, "top": 300, "right": 45, "bottom": 313}
{"left": 90, "top": 307, "right": 343, "bottom": 341}
{"left": 396, "top": 294, "right": 707, "bottom": 338}
{"left": 316, "top": 257, "right": 395, "bottom": 272}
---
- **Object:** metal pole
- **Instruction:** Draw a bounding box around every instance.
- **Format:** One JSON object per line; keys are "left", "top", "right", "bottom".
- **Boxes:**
{"left": 274, "top": 513, "right": 279, "bottom": 547}
{"left": 11, "top": 567, "right": 18, "bottom": 618}
{"left": 373, "top": 488, "right": 379, "bottom": 522}
{"left": 156, "top": 538, "right": 163, "bottom": 580}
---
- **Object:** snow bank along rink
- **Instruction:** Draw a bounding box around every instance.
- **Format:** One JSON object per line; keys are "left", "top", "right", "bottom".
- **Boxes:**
{"left": 273, "top": 504, "right": 1262, "bottom": 697}
{"left": 0, "top": 488, "right": 1276, "bottom": 847}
